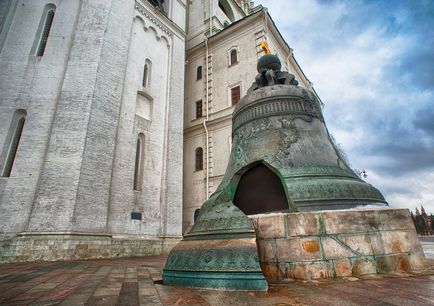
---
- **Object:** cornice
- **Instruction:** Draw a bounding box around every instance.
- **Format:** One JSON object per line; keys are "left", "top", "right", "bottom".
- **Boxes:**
{"left": 135, "top": 0, "right": 186, "bottom": 39}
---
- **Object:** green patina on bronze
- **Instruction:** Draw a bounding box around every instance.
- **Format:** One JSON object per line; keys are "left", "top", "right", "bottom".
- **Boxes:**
{"left": 163, "top": 54, "right": 387, "bottom": 291}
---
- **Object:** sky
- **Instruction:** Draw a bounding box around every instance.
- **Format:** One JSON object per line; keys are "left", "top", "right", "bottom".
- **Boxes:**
{"left": 260, "top": 0, "right": 434, "bottom": 215}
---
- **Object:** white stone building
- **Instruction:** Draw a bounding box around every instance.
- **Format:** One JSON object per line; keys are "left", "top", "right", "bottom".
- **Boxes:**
{"left": 183, "top": 1, "right": 319, "bottom": 233}
{"left": 0, "top": 0, "right": 319, "bottom": 261}
{"left": 0, "top": 0, "right": 186, "bottom": 262}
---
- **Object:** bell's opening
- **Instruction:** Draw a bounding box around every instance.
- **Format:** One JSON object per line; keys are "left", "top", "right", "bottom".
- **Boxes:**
{"left": 233, "top": 163, "right": 289, "bottom": 215}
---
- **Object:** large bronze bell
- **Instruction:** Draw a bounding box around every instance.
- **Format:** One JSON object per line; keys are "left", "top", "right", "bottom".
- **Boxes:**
{"left": 163, "top": 54, "right": 387, "bottom": 291}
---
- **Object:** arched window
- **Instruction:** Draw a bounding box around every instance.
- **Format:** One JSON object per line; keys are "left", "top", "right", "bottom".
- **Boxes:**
{"left": 196, "top": 65, "right": 202, "bottom": 80}
{"left": 36, "top": 5, "right": 56, "bottom": 56}
{"left": 133, "top": 133, "right": 145, "bottom": 191}
{"left": 230, "top": 49, "right": 238, "bottom": 65}
{"left": 1, "top": 109, "right": 27, "bottom": 177}
{"left": 142, "top": 59, "right": 152, "bottom": 88}
{"left": 195, "top": 147, "right": 203, "bottom": 171}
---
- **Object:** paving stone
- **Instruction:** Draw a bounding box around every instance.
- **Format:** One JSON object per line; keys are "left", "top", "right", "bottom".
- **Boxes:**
{"left": 0, "top": 255, "right": 432, "bottom": 305}
{"left": 348, "top": 278, "right": 431, "bottom": 305}
{"left": 155, "top": 284, "right": 210, "bottom": 305}
{"left": 118, "top": 282, "right": 139, "bottom": 306}
{"left": 140, "top": 295, "right": 162, "bottom": 306}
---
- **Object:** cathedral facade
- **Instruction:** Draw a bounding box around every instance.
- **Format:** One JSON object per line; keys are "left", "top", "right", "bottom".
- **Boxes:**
{"left": 0, "top": 0, "right": 186, "bottom": 262}
{"left": 182, "top": 1, "right": 319, "bottom": 233}
{"left": 0, "top": 0, "right": 317, "bottom": 262}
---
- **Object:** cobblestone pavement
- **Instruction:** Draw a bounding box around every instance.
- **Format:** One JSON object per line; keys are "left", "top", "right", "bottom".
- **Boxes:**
{"left": 0, "top": 255, "right": 433, "bottom": 305}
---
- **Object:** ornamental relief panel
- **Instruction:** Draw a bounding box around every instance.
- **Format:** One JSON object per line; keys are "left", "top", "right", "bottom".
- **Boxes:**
{"left": 233, "top": 115, "right": 299, "bottom": 169}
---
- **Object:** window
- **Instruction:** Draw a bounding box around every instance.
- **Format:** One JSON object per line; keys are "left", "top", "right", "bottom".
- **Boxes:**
{"left": 36, "top": 6, "right": 56, "bottom": 56}
{"left": 1, "top": 109, "right": 27, "bottom": 177}
{"left": 230, "top": 49, "right": 238, "bottom": 65}
{"left": 218, "top": 0, "right": 235, "bottom": 22}
{"left": 231, "top": 86, "right": 240, "bottom": 105}
{"left": 142, "top": 59, "right": 151, "bottom": 88}
{"left": 133, "top": 133, "right": 145, "bottom": 191}
{"left": 148, "top": 0, "right": 166, "bottom": 14}
{"left": 195, "top": 100, "right": 203, "bottom": 119}
{"left": 196, "top": 65, "right": 202, "bottom": 80}
{"left": 195, "top": 147, "right": 203, "bottom": 171}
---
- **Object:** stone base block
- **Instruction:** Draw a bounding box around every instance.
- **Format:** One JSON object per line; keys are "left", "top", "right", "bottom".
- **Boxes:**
{"left": 0, "top": 233, "right": 180, "bottom": 263}
{"left": 250, "top": 208, "right": 426, "bottom": 282}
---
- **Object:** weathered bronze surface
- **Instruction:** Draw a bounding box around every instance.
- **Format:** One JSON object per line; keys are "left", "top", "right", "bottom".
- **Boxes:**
{"left": 163, "top": 54, "right": 387, "bottom": 291}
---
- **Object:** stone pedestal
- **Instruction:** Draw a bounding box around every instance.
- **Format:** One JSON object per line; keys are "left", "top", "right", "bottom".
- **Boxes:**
{"left": 0, "top": 233, "right": 180, "bottom": 263}
{"left": 250, "top": 208, "right": 425, "bottom": 281}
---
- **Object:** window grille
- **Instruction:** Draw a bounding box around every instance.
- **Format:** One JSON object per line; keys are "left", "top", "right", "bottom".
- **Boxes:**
{"left": 196, "top": 66, "right": 202, "bottom": 80}
{"left": 195, "top": 147, "right": 203, "bottom": 171}
{"left": 231, "top": 86, "right": 240, "bottom": 105}
{"left": 195, "top": 100, "right": 203, "bottom": 119}
{"left": 230, "top": 49, "right": 238, "bottom": 65}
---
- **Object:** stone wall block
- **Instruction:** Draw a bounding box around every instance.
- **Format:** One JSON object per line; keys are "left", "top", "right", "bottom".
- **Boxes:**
{"left": 375, "top": 255, "right": 410, "bottom": 273}
{"left": 287, "top": 263, "right": 306, "bottom": 280}
{"left": 287, "top": 238, "right": 303, "bottom": 262}
{"left": 350, "top": 257, "right": 377, "bottom": 276}
{"left": 380, "top": 231, "right": 411, "bottom": 254}
{"left": 257, "top": 239, "right": 277, "bottom": 263}
{"left": 255, "top": 214, "right": 286, "bottom": 239}
{"left": 321, "top": 236, "right": 354, "bottom": 259}
{"left": 377, "top": 209, "right": 414, "bottom": 231}
{"left": 406, "top": 230, "right": 426, "bottom": 269}
{"left": 275, "top": 239, "right": 290, "bottom": 262}
{"left": 339, "top": 234, "right": 383, "bottom": 256}
{"left": 407, "top": 230, "right": 424, "bottom": 253}
{"left": 286, "top": 212, "right": 322, "bottom": 237}
{"left": 288, "top": 262, "right": 333, "bottom": 280}
{"left": 409, "top": 252, "right": 426, "bottom": 270}
{"left": 260, "top": 263, "right": 282, "bottom": 281}
{"left": 322, "top": 210, "right": 381, "bottom": 234}
{"left": 333, "top": 258, "right": 352, "bottom": 277}
{"left": 0, "top": 235, "right": 180, "bottom": 263}
{"left": 300, "top": 237, "right": 322, "bottom": 260}
{"left": 278, "top": 262, "right": 290, "bottom": 280}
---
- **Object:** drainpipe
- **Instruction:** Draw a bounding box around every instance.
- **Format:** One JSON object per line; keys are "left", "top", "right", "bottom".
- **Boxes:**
{"left": 203, "top": 0, "right": 213, "bottom": 199}
{"left": 203, "top": 37, "right": 210, "bottom": 199}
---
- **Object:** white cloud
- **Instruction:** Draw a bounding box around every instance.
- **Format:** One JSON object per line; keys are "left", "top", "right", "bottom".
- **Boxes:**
{"left": 367, "top": 169, "right": 434, "bottom": 214}
{"left": 261, "top": 0, "right": 434, "bottom": 215}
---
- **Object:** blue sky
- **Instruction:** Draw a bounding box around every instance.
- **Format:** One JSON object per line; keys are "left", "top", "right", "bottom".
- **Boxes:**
{"left": 260, "top": 0, "right": 434, "bottom": 214}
